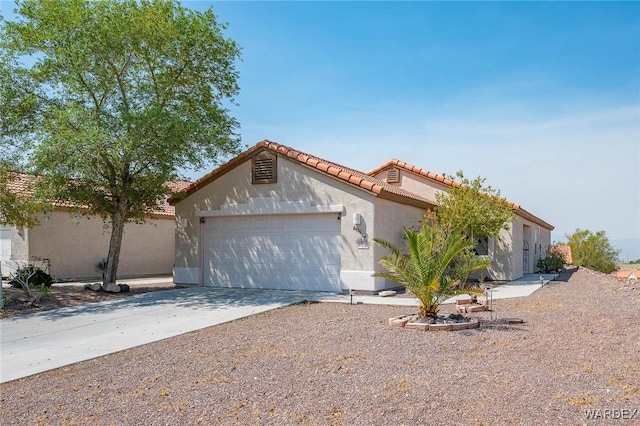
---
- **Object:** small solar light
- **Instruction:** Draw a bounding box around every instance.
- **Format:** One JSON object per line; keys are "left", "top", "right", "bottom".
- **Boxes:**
{"left": 349, "top": 289, "right": 355, "bottom": 305}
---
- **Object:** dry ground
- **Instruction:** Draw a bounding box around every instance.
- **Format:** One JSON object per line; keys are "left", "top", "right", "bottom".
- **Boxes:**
{"left": 0, "top": 282, "right": 178, "bottom": 319}
{"left": 1, "top": 268, "right": 639, "bottom": 425}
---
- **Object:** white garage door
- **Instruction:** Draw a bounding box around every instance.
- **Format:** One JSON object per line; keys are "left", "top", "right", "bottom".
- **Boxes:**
{"left": 204, "top": 214, "right": 340, "bottom": 291}
{"left": 1, "top": 227, "right": 12, "bottom": 276}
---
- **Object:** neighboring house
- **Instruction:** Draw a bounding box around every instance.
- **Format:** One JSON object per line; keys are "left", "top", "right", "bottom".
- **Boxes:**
{"left": 614, "top": 270, "right": 640, "bottom": 281}
{"left": 0, "top": 173, "right": 190, "bottom": 280}
{"left": 170, "top": 140, "right": 554, "bottom": 293}
{"left": 553, "top": 244, "right": 573, "bottom": 265}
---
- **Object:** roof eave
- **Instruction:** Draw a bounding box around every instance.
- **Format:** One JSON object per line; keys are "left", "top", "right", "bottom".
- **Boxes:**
{"left": 168, "top": 141, "right": 272, "bottom": 205}
{"left": 377, "top": 190, "right": 435, "bottom": 210}
{"left": 514, "top": 207, "right": 554, "bottom": 230}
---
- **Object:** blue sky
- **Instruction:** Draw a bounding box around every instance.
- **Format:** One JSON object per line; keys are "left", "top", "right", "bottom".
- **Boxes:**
{"left": 186, "top": 1, "right": 639, "bottom": 259}
{"left": 2, "top": 1, "right": 639, "bottom": 259}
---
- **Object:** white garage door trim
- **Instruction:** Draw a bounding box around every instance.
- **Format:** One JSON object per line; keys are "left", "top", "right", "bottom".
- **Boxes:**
{"left": 203, "top": 213, "right": 341, "bottom": 292}
{"left": 196, "top": 196, "right": 345, "bottom": 217}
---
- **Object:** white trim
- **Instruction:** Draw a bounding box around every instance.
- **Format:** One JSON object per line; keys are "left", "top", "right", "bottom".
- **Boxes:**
{"left": 173, "top": 267, "right": 199, "bottom": 284}
{"left": 196, "top": 196, "right": 345, "bottom": 217}
{"left": 340, "top": 270, "right": 389, "bottom": 292}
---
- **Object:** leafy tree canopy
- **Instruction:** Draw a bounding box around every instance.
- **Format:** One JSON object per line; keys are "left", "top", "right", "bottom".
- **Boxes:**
{"left": 435, "top": 171, "right": 514, "bottom": 239}
{"left": 0, "top": 167, "right": 41, "bottom": 228}
{"left": 0, "top": 53, "right": 43, "bottom": 227}
{"left": 0, "top": 0, "right": 242, "bottom": 285}
{"left": 566, "top": 228, "right": 620, "bottom": 274}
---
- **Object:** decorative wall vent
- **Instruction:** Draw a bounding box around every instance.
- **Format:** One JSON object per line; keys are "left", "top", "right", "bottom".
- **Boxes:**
{"left": 387, "top": 167, "right": 400, "bottom": 183}
{"left": 252, "top": 151, "right": 277, "bottom": 184}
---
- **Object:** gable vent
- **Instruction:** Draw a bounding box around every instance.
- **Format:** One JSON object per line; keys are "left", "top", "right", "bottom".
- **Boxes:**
{"left": 387, "top": 167, "right": 400, "bottom": 183}
{"left": 252, "top": 151, "right": 277, "bottom": 184}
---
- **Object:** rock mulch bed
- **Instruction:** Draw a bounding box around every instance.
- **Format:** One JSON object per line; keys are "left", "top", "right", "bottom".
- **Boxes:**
{"left": 389, "top": 313, "right": 480, "bottom": 331}
{"left": 1, "top": 267, "right": 638, "bottom": 425}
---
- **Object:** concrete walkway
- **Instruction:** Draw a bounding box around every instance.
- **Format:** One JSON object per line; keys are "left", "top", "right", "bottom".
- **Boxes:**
{"left": 0, "top": 273, "right": 556, "bottom": 383}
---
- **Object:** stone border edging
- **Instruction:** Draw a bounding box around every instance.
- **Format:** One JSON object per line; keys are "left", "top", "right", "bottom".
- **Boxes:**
{"left": 389, "top": 316, "right": 480, "bottom": 331}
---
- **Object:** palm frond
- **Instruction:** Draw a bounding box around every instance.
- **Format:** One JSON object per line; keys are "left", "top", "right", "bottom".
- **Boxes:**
{"left": 373, "top": 222, "right": 490, "bottom": 318}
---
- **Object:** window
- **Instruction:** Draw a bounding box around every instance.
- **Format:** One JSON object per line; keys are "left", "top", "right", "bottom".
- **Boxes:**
{"left": 252, "top": 151, "right": 277, "bottom": 184}
{"left": 474, "top": 236, "right": 494, "bottom": 259}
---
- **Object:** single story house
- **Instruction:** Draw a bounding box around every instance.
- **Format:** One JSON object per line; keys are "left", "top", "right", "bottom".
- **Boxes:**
{"left": 170, "top": 140, "right": 554, "bottom": 293}
{"left": 1, "top": 173, "right": 189, "bottom": 281}
{"left": 367, "top": 159, "right": 554, "bottom": 281}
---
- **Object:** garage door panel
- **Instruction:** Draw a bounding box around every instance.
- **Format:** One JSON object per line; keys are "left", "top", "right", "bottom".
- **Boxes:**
{"left": 204, "top": 214, "right": 340, "bottom": 291}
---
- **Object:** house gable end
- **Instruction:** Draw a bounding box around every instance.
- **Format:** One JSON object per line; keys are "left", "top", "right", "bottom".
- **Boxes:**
{"left": 171, "top": 140, "right": 434, "bottom": 210}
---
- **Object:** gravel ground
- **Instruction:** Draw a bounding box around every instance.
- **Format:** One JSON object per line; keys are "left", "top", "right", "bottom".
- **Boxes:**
{"left": 1, "top": 268, "right": 639, "bottom": 425}
{"left": 0, "top": 282, "right": 179, "bottom": 319}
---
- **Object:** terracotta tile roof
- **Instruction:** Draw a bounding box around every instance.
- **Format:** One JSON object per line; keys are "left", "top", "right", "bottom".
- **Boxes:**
{"left": 368, "top": 159, "right": 464, "bottom": 190}
{"left": 368, "top": 159, "right": 554, "bottom": 230}
{"left": 6, "top": 172, "right": 186, "bottom": 217}
{"left": 614, "top": 269, "right": 640, "bottom": 279}
{"left": 169, "top": 140, "right": 436, "bottom": 209}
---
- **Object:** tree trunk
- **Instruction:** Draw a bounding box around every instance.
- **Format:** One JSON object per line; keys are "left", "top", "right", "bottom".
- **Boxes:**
{"left": 102, "top": 205, "right": 127, "bottom": 287}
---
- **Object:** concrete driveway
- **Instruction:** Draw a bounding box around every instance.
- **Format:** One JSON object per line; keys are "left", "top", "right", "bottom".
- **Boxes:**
{"left": 0, "top": 287, "right": 327, "bottom": 383}
{"left": 1, "top": 273, "right": 555, "bottom": 383}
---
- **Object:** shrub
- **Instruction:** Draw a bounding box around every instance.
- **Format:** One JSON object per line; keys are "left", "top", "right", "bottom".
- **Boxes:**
{"left": 9, "top": 265, "right": 53, "bottom": 288}
{"left": 536, "top": 246, "right": 566, "bottom": 273}
{"left": 566, "top": 229, "right": 620, "bottom": 274}
{"left": 374, "top": 224, "right": 490, "bottom": 318}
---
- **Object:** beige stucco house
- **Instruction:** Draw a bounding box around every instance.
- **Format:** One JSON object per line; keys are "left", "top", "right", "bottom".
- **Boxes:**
{"left": 368, "top": 159, "right": 554, "bottom": 281}
{"left": 170, "top": 140, "right": 554, "bottom": 292}
{"left": 1, "top": 174, "right": 188, "bottom": 281}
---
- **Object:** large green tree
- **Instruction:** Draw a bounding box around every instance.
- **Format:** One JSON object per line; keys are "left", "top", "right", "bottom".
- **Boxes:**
{"left": 0, "top": 53, "right": 42, "bottom": 228}
{"left": 566, "top": 229, "right": 620, "bottom": 274}
{"left": 1, "top": 0, "right": 242, "bottom": 287}
{"left": 435, "top": 171, "right": 514, "bottom": 240}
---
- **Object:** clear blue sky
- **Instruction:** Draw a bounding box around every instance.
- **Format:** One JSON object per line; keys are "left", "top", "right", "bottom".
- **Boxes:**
{"left": 2, "top": 1, "right": 639, "bottom": 259}
{"left": 189, "top": 1, "right": 640, "bottom": 258}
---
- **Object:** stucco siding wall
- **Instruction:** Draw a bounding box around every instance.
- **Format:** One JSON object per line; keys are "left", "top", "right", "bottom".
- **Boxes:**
{"left": 174, "top": 157, "right": 379, "bottom": 287}
{"left": 374, "top": 170, "right": 448, "bottom": 205}
{"left": 371, "top": 198, "right": 426, "bottom": 290}
{"left": 396, "top": 173, "right": 449, "bottom": 204}
{"left": 489, "top": 223, "right": 516, "bottom": 281}
{"left": 539, "top": 227, "right": 552, "bottom": 258}
{"left": 1, "top": 227, "right": 29, "bottom": 276}
{"left": 27, "top": 211, "right": 174, "bottom": 280}
{"left": 506, "top": 215, "right": 553, "bottom": 280}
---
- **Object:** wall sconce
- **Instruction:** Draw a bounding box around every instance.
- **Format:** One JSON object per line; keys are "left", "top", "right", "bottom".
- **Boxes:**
{"left": 180, "top": 218, "right": 188, "bottom": 228}
{"left": 352, "top": 213, "right": 362, "bottom": 233}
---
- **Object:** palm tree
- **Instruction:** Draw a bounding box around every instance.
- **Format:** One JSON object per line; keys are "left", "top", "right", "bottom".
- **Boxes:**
{"left": 374, "top": 224, "right": 490, "bottom": 318}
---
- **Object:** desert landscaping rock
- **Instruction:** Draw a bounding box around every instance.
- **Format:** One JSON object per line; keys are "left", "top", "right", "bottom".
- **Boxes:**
{"left": 390, "top": 318, "right": 408, "bottom": 327}
{"left": 84, "top": 282, "right": 103, "bottom": 291}
{"left": 466, "top": 304, "right": 487, "bottom": 313}
{"left": 103, "top": 283, "right": 121, "bottom": 293}
{"left": 1, "top": 268, "right": 638, "bottom": 425}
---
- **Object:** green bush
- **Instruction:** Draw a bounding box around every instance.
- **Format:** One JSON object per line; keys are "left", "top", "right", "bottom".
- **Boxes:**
{"left": 9, "top": 265, "right": 53, "bottom": 288}
{"left": 566, "top": 229, "right": 619, "bottom": 274}
{"left": 536, "top": 247, "right": 566, "bottom": 273}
